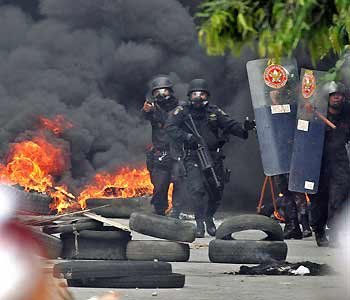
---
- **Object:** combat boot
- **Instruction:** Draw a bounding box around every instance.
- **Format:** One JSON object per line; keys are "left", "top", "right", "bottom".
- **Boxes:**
{"left": 301, "top": 214, "right": 312, "bottom": 238}
{"left": 315, "top": 229, "right": 329, "bottom": 247}
{"left": 283, "top": 222, "right": 303, "bottom": 239}
{"left": 205, "top": 217, "right": 216, "bottom": 237}
{"left": 153, "top": 208, "right": 165, "bottom": 216}
{"left": 168, "top": 208, "right": 180, "bottom": 219}
{"left": 196, "top": 220, "right": 205, "bottom": 238}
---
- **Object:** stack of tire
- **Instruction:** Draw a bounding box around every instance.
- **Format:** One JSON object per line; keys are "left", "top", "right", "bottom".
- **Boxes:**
{"left": 54, "top": 260, "right": 185, "bottom": 288}
{"left": 209, "top": 214, "right": 288, "bottom": 264}
{"left": 127, "top": 212, "right": 197, "bottom": 262}
{"left": 52, "top": 213, "right": 197, "bottom": 289}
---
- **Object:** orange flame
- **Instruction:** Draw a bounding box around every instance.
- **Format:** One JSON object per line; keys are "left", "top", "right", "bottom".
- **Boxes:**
{"left": 0, "top": 115, "right": 174, "bottom": 214}
{"left": 77, "top": 166, "right": 154, "bottom": 209}
{"left": 0, "top": 114, "right": 74, "bottom": 212}
{"left": 0, "top": 136, "right": 73, "bottom": 212}
{"left": 0, "top": 137, "right": 66, "bottom": 190}
{"left": 39, "top": 115, "right": 73, "bottom": 136}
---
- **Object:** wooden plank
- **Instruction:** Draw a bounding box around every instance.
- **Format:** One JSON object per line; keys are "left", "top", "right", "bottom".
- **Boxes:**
{"left": 83, "top": 212, "right": 130, "bottom": 232}
{"left": 18, "top": 205, "right": 111, "bottom": 226}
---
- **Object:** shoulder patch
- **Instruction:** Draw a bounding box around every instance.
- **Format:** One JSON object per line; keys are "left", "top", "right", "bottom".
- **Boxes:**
{"left": 173, "top": 106, "right": 184, "bottom": 115}
{"left": 209, "top": 113, "right": 217, "bottom": 121}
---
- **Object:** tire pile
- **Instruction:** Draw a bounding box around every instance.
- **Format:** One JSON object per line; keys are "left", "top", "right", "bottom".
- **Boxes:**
{"left": 43, "top": 212, "right": 197, "bottom": 289}
{"left": 209, "top": 214, "right": 288, "bottom": 264}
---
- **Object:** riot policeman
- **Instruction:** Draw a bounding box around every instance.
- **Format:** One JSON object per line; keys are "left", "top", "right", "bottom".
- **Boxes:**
{"left": 165, "top": 79, "right": 255, "bottom": 237}
{"left": 309, "top": 81, "right": 350, "bottom": 247}
{"left": 142, "top": 75, "right": 182, "bottom": 217}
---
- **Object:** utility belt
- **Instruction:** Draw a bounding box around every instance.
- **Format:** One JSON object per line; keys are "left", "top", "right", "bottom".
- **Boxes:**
{"left": 184, "top": 147, "right": 231, "bottom": 183}
{"left": 184, "top": 147, "right": 226, "bottom": 161}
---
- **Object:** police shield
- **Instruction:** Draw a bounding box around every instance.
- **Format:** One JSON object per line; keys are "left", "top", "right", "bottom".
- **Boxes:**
{"left": 247, "top": 58, "right": 299, "bottom": 176}
{"left": 288, "top": 69, "right": 328, "bottom": 194}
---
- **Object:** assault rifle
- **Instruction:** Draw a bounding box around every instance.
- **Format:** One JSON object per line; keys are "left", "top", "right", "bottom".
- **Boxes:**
{"left": 186, "top": 114, "right": 221, "bottom": 189}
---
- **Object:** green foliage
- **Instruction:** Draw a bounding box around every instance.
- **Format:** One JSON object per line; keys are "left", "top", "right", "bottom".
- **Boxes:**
{"left": 197, "top": 0, "right": 350, "bottom": 63}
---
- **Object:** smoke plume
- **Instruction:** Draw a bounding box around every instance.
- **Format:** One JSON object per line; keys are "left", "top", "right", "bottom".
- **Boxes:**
{"left": 0, "top": 0, "right": 281, "bottom": 210}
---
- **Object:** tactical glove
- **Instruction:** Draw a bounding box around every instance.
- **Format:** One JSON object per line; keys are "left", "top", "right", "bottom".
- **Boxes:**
{"left": 244, "top": 118, "right": 256, "bottom": 131}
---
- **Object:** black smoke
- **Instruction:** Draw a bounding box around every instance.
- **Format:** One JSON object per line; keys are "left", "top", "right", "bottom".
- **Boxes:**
{"left": 2, "top": 0, "right": 325, "bottom": 212}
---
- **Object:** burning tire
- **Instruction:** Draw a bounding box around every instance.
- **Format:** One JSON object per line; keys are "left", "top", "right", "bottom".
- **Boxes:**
{"left": 43, "top": 219, "right": 103, "bottom": 234}
{"left": 30, "top": 229, "right": 63, "bottom": 259}
{"left": 86, "top": 197, "right": 152, "bottom": 218}
{"left": 129, "top": 212, "right": 196, "bottom": 243}
{"left": 126, "top": 240, "right": 190, "bottom": 262}
{"left": 54, "top": 260, "right": 172, "bottom": 280}
{"left": 209, "top": 239, "right": 288, "bottom": 264}
{"left": 215, "top": 214, "right": 284, "bottom": 241}
{"left": 67, "top": 273, "right": 185, "bottom": 288}
{"left": 60, "top": 227, "right": 131, "bottom": 260}
{"left": 1, "top": 184, "right": 53, "bottom": 215}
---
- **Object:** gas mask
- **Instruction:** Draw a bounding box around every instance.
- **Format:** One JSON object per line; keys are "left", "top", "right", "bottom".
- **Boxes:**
{"left": 190, "top": 91, "right": 209, "bottom": 108}
{"left": 152, "top": 88, "right": 173, "bottom": 103}
{"left": 152, "top": 88, "right": 177, "bottom": 111}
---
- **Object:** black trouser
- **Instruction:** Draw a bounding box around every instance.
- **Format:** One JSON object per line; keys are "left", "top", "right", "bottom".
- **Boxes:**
{"left": 184, "top": 154, "right": 225, "bottom": 221}
{"left": 272, "top": 174, "right": 298, "bottom": 223}
{"left": 309, "top": 169, "right": 350, "bottom": 231}
{"left": 147, "top": 150, "right": 182, "bottom": 214}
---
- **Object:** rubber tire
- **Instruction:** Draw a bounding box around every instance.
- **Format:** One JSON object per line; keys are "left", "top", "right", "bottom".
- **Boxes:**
{"left": 126, "top": 240, "right": 190, "bottom": 262}
{"left": 30, "top": 229, "right": 63, "bottom": 259}
{"left": 54, "top": 261, "right": 172, "bottom": 280}
{"left": 209, "top": 239, "right": 288, "bottom": 264}
{"left": 43, "top": 219, "right": 103, "bottom": 234}
{"left": 86, "top": 197, "right": 152, "bottom": 218}
{"left": 60, "top": 227, "right": 131, "bottom": 260}
{"left": 67, "top": 273, "right": 185, "bottom": 288}
{"left": 215, "top": 214, "right": 284, "bottom": 241}
{"left": 129, "top": 212, "right": 196, "bottom": 243}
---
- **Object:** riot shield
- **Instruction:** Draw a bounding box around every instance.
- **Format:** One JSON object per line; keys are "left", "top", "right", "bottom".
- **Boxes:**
{"left": 288, "top": 69, "right": 329, "bottom": 194}
{"left": 247, "top": 58, "right": 299, "bottom": 176}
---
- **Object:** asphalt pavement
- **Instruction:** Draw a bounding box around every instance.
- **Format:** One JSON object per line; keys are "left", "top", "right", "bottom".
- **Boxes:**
{"left": 66, "top": 218, "right": 349, "bottom": 300}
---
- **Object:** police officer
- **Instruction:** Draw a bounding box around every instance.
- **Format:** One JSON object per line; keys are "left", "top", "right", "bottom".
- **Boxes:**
{"left": 309, "top": 81, "right": 350, "bottom": 247}
{"left": 142, "top": 75, "right": 182, "bottom": 217}
{"left": 165, "top": 78, "right": 255, "bottom": 237}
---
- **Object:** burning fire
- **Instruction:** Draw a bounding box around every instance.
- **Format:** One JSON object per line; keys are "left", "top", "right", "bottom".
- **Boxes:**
{"left": 0, "top": 115, "right": 73, "bottom": 212}
{"left": 0, "top": 136, "right": 72, "bottom": 212}
{"left": 78, "top": 166, "right": 173, "bottom": 212}
{"left": 39, "top": 115, "right": 73, "bottom": 136}
{"left": 78, "top": 166, "right": 154, "bottom": 209}
{"left": 0, "top": 115, "right": 174, "bottom": 214}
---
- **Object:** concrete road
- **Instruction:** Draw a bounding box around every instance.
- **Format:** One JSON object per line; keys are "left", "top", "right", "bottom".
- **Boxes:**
{"left": 66, "top": 218, "right": 349, "bottom": 300}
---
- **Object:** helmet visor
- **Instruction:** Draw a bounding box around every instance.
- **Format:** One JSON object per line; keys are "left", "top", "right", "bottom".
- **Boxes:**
{"left": 153, "top": 88, "right": 170, "bottom": 97}
{"left": 190, "top": 91, "right": 208, "bottom": 100}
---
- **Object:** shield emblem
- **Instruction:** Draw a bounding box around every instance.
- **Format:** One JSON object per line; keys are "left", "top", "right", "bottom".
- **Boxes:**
{"left": 301, "top": 70, "right": 316, "bottom": 98}
{"left": 288, "top": 69, "right": 329, "bottom": 194}
{"left": 247, "top": 58, "right": 299, "bottom": 176}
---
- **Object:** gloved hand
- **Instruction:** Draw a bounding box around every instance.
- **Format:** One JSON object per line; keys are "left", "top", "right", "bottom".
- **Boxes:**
{"left": 244, "top": 118, "right": 256, "bottom": 131}
{"left": 186, "top": 133, "right": 199, "bottom": 148}
{"left": 143, "top": 100, "right": 154, "bottom": 112}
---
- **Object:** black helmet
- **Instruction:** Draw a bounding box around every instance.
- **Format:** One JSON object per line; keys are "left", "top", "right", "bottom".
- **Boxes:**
{"left": 327, "top": 81, "right": 345, "bottom": 95}
{"left": 187, "top": 79, "right": 210, "bottom": 108}
{"left": 187, "top": 79, "right": 210, "bottom": 96}
{"left": 150, "top": 75, "right": 173, "bottom": 93}
{"left": 147, "top": 75, "right": 177, "bottom": 110}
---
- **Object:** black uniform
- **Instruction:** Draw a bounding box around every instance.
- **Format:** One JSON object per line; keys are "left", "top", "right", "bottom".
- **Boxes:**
{"left": 142, "top": 99, "right": 182, "bottom": 215}
{"left": 165, "top": 103, "right": 248, "bottom": 226}
{"left": 309, "top": 106, "right": 350, "bottom": 234}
